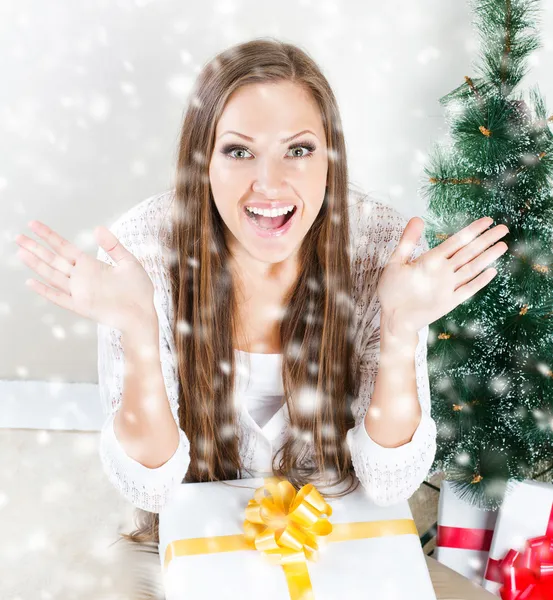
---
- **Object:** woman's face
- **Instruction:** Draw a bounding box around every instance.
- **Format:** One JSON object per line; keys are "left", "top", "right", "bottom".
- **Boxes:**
{"left": 209, "top": 80, "right": 329, "bottom": 281}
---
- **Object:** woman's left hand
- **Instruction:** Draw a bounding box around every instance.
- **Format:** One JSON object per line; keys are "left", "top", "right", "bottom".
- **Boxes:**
{"left": 377, "top": 215, "right": 509, "bottom": 338}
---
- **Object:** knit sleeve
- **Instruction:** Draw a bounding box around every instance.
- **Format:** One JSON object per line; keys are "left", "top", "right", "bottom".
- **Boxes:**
{"left": 96, "top": 202, "right": 191, "bottom": 513}
{"left": 346, "top": 199, "right": 437, "bottom": 506}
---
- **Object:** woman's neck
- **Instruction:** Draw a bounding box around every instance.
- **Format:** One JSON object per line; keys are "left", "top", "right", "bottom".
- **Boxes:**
{"left": 231, "top": 257, "right": 299, "bottom": 355}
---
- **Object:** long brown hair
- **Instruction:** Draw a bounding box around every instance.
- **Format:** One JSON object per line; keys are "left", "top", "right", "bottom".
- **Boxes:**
{"left": 119, "top": 37, "right": 362, "bottom": 549}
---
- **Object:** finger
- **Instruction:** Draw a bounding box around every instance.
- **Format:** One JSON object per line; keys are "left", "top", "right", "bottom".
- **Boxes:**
{"left": 17, "top": 245, "right": 72, "bottom": 295}
{"left": 25, "top": 278, "right": 76, "bottom": 313}
{"left": 390, "top": 217, "right": 425, "bottom": 264}
{"left": 453, "top": 240, "right": 508, "bottom": 291}
{"left": 453, "top": 267, "right": 497, "bottom": 304}
{"left": 27, "top": 220, "right": 81, "bottom": 266}
{"left": 16, "top": 233, "right": 74, "bottom": 277}
{"left": 95, "top": 226, "right": 130, "bottom": 265}
{"left": 441, "top": 217, "right": 495, "bottom": 259}
{"left": 450, "top": 224, "right": 509, "bottom": 272}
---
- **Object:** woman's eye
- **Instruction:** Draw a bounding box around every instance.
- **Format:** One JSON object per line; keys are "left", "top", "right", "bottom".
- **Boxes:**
{"left": 222, "top": 142, "right": 316, "bottom": 161}
{"left": 287, "top": 146, "right": 312, "bottom": 158}
{"left": 227, "top": 147, "right": 252, "bottom": 160}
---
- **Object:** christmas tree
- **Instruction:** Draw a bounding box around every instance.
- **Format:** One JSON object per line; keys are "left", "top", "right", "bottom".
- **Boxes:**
{"left": 421, "top": 0, "right": 553, "bottom": 510}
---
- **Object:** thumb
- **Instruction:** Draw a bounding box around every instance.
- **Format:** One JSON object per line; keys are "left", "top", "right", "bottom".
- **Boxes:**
{"left": 94, "top": 226, "right": 131, "bottom": 265}
{"left": 389, "top": 217, "right": 424, "bottom": 265}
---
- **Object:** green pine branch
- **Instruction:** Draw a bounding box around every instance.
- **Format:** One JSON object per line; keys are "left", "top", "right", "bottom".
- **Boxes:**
{"left": 421, "top": 0, "right": 553, "bottom": 509}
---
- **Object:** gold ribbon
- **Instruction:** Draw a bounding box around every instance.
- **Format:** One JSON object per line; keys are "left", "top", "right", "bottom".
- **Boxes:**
{"left": 163, "top": 476, "right": 419, "bottom": 599}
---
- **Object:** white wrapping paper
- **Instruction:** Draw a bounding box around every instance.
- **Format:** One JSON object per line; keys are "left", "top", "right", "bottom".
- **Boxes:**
{"left": 482, "top": 479, "right": 553, "bottom": 596}
{"left": 434, "top": 480, "right": 499, "bottom": 584}
{"left": 158, "top": 476, "right": 437, "bottom": 600}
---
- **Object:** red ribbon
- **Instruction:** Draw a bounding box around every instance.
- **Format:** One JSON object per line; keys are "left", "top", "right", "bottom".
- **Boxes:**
{"left": 484, "top": 501, "right": 553, "bottom": 600}
{"left": 436, "top": 524, "right": 494, "bottom": 552}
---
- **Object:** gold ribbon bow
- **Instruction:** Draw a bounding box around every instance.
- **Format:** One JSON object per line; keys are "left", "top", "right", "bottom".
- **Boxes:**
{"left": 163, "top": 476, "right": 419, "bottom": 600}
{"left": 242, "top": 476, "right": 333, "bottom": 598}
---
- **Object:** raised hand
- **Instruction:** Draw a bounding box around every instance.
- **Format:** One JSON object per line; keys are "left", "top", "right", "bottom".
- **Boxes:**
{"left": 377, "top": 216, "right": 509, "bottom": 337}
{"left": 15, "top": 221, "right": 157, "bottom": 333}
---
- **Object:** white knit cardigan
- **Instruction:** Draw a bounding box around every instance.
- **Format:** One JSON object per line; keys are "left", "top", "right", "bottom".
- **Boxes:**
{"left": 96, "top": 186, "right": 437, "bottom": 513}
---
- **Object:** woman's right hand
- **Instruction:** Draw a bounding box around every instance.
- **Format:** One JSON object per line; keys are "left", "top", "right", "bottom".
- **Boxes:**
{"left": 15, "top": 220, "right": 157, "bottom": 333}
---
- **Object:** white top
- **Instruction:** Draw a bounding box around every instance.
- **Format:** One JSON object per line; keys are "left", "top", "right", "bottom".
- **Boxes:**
{"left": 96, "top": 186, "right": 438, "bottom": 513}
{"left": 235, "top": 350, "right": 285, "bottom": 429}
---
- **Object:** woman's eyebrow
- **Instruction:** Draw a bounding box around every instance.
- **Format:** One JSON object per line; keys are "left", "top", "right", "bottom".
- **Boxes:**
{"left": 217, "top": 129, "right": 318, "bottom": 143}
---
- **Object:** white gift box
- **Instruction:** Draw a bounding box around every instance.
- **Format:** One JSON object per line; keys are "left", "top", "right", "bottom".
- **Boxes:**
{"left": 482, "top": 479, "right": 553, "bottom": 596}
{"left": 158, "top": 476, "right": 437, "bottom": 600}
{"left": 434, "top": 480, "right": 499, "bottom": 584}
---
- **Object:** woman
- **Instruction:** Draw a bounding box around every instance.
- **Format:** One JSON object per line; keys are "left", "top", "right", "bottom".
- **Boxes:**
{"left": 15, "top": 38, "right": 509, "bottom": 549}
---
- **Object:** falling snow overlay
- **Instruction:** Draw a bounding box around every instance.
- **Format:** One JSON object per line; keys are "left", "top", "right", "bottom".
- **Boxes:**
{"left": 96, "top": 185, "right": 437, "bottom": 513}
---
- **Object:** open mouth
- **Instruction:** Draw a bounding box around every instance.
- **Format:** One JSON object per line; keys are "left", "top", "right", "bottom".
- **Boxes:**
{"left": 243, "top": 205, "right": 297, "bottom": 231}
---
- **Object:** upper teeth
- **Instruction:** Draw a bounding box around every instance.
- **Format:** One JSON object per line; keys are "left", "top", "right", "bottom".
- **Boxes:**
{"left": 245, "top": 205, "right": 295, "bottom": 217}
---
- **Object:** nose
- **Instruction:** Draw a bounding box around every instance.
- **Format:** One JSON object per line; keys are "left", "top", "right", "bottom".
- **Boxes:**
{"left": 252, "top": 156, "right": 287, "bottom": 199}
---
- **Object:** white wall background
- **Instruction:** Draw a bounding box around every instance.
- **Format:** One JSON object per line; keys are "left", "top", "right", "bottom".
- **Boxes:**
{"left": 2, "top": 0, "right": 552, "bottom": 431}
